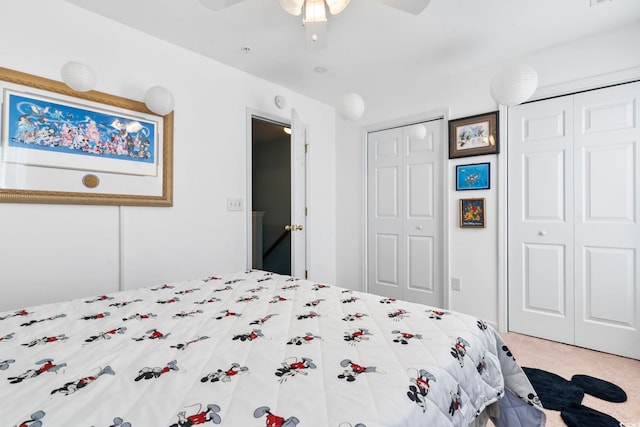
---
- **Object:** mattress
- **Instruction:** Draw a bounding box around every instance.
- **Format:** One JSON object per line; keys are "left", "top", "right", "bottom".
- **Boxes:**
{"left": 1, "top": 270, "right": 545, "bottom": 426}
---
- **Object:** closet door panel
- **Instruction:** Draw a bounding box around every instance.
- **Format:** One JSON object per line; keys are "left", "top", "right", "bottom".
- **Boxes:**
{"left": 574, "top": 82, "right": 640, "bottom": 359}
{"left": 404, "top": 121, "right": 442, "bottom": 305}
{"left": 368, "top": 128, "right": 404, "bottom": 299}
{"left": 508, "top": 96, "right": 575, "bottom": 345}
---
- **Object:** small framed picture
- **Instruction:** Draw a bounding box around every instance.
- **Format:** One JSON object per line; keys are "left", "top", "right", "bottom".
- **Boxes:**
{"left": 449, "top": 111, "right": 499, "bottom": 159}
{"left": 456, "top": 163, "right": 490, "bottom": 191}
{"left": 460, "top": 198, "right": 486, "bottom": 228}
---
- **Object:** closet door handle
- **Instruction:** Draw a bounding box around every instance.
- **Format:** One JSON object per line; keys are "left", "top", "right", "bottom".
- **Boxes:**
{"left": 538, "top": 230, "right": 547, "bottom": 236}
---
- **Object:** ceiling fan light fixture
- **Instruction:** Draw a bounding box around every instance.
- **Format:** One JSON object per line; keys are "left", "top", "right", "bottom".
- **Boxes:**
{"left": 304, "top": 0, "right": 327, "bottom": 23}
{"left": 305, "top": 20, "right": 327, "bottom": 50}
{"left": 280, "top": 0, "right": 350, "bottom": 19}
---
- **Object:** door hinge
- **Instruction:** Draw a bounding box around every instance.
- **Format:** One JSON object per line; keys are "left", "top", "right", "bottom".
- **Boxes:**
{"left": 305, "top": 270, "right": 308, "bottom": 279}
{"left": 305, "top": 207, "right": 308, "bottom": 216}
{"left": 304, "top": 143, "right": 309, "bottom": 153}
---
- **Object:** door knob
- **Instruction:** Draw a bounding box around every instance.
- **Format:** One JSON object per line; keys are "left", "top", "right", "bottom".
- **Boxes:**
{"left": 538, "top": 230, "right": 547, "bottom": 236}
{"left": 285, "top": 224, "right": 304, "bottom": 231}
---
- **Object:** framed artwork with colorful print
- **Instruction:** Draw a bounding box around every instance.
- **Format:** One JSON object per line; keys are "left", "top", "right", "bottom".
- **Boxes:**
{"left": 456, "top": 162, "right": 490, "bottom": 191}
{"left": 449, "top": 111, "right": 498, "bottom": 159}
{"left": 0, "top": 66, "right": 173, "bottom": 206}
{"left": 459, "top": 198, "right": 485, "bottom": 228}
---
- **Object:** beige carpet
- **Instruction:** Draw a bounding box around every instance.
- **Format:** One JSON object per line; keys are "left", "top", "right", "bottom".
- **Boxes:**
{"left": 500, "top": 332, "right": 640, "bottom": 427}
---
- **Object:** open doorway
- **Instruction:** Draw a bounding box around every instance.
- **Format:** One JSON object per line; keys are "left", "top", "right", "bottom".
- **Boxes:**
{"left": 251, "top": 117, "right": 292, "bottom": 275}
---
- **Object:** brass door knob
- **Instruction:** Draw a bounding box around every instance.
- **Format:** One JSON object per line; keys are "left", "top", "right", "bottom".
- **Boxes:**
{"left": 284, "top": 224, "right": 304, "bottom": 231}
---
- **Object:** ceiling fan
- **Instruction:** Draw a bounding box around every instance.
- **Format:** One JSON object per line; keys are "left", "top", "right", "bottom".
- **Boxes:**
{"left": 199, "top": 0, "right": 431, "bottom": 49}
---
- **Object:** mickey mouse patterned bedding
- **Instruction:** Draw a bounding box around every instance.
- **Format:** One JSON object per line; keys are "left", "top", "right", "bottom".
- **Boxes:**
{"left": 1, "top": 270, "right": 545, "bottom": 427}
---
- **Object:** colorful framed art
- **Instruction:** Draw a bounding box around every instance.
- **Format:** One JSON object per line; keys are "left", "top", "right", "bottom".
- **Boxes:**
{"left": 448, "top": 111, "right": 498, "bottom": 159}
{"left": 459, "top": 198, "right": 486, "bottom": 228}
{"left": 456, "top": 162, "right": 490, "bottom": 191}
{"left": 0, "top": 66, "right": 173, "bottom": 206}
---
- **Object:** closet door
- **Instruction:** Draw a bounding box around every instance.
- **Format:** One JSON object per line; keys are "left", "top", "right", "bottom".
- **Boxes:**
{"left": 573, "top": 82, "right": 640, "bottom": 359}
{"left": 509, "top": 81, "right": 640, "bottom": 359}
{"left": 508, "top": 96, "right": 575, "bottom": 345}
{"left": 367, "top": 121, "right": 443, "bottom": 306}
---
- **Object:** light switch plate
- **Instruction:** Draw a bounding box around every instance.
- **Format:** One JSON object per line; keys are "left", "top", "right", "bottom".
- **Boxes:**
{"left": 227, "top": 198, "right": 244, "bottom": 211}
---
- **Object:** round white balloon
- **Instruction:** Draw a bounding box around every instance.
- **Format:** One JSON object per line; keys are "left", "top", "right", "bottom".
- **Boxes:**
{"left": 411, "top": 124, "right": 427, "bottom": 140}
{"left": 60, "top": 61, "right": 97, "bottom": 92}
{"left": 145, "top": 86, "right": 175, "bottom": 116}
{"left": 337, "top": 92, "right": 365, "bottom": 121}
{"left": 490, "top": 63, "right": 538, "bottom": 106}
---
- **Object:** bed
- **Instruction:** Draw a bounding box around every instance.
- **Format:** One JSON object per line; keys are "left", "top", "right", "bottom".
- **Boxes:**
{"left": 1, "top": 270, "right": 545, "bottom": 427}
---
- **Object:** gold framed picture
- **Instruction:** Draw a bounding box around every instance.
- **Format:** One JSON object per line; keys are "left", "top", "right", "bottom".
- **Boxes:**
{"left": 459, "top": 198, "right": 486, "bottom": 228}
{"left": 0, "top": 66, "right": 173, "bottom": 206}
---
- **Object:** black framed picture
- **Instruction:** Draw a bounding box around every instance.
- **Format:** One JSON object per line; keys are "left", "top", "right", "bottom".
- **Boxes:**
{"left": 449, "top": 111, "right": 499, "bottom": 159}
{"left": 456, "top": 163, "right": 490, "bottom": 191}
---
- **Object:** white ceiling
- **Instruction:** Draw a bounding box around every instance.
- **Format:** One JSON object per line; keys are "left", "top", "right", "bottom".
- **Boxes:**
{"left": 64, "top": 0, "right": 640, "bottom": 106}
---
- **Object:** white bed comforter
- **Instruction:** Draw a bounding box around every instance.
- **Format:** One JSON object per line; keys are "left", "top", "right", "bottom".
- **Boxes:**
{"left": 1, "top": 270, "right": 545, "bottom": 427}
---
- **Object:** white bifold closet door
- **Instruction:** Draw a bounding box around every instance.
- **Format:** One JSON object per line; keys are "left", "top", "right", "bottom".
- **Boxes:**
{"left": 508, "top": 81, "right": 640, "bottom": 359}
{"left": 367, "top": 120, "right": 443, "bottom": 307}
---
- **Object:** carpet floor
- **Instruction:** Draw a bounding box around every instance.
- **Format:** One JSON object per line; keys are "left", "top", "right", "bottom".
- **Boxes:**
{"left": 500, "top": 332, "right": 640, "bottom": 427}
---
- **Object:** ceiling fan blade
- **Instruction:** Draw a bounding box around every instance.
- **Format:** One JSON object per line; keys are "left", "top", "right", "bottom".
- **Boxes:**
{"left": 375, "top": 0, "right": 431, "bottom": 15}
{"left": 278, "top": 0, "right": 304, "bottom": 16}
{"left": 199, "top": 0, "right": 247, "bottom": 11}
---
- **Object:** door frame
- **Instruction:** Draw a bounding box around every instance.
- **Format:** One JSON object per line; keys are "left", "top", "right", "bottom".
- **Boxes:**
{"left": 246, "top": 108, "right": 309, "bottom": 275}
{"left": 362, "top": 108, "right": 451, "bottom": 309}
{"left": 497, "top": 67, "right": 640, "bottom": 332}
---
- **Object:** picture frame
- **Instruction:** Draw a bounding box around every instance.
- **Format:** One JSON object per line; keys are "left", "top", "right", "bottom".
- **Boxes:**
{"left": 459, "top": 198, "right": 486, "bottom": 228}
{"left": 0, "top": 66, "right": 173, "bottom": 206}
{"left": 456, "top": 162, "right": 490, "bottom": 191}
{"left": 449, "top": 111, "right": 498, "bottom": 159}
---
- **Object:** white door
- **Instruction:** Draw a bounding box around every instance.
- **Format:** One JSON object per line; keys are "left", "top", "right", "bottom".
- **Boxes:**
{"left": 573, "top": 83, "right": 640, "bottom": 359}
{"left": 508, "top": 96, "right": 575, "bottom": 345}
{"left": 290, "top": 109, "right": 307, "bottom": 278}
{"left": 508, "top": 81, "right": 640, "bottom": 359}
{"left": 367, "top": 120, "right": 443, "bottom": 306}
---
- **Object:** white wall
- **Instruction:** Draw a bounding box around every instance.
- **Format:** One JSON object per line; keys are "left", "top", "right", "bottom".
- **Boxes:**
{"left": 0, "top": 0, "right": 336, "bottom": 311}
{"left": 335, "top": 22, "right": 640, "bottom": 325}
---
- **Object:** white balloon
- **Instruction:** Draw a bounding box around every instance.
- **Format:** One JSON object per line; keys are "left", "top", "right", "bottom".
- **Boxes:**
{"left": 336, "top": 92, "right": 365, "bottom": 121}
{"left": 411, "top": 124, "right": 427, "bottom": 140}
{"left": 144, "top": 86, "right": 175, "bottom": 116}
{"left": 60, "top": 61, "right": 97, "bottom": 92}
{"left": 490, "top": 63, "right": 538, "bottom": 106}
